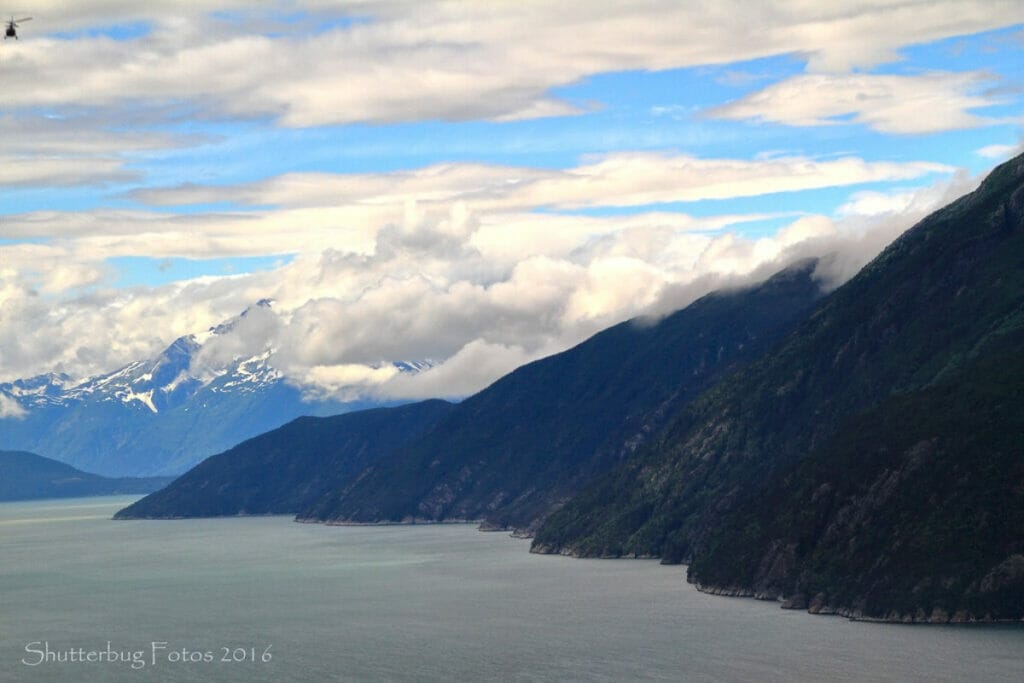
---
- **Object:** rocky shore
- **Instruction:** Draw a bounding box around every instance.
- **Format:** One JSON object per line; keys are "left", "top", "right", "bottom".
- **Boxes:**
{"left": 692, "top": 582, "right": 1024, "bottom": 624}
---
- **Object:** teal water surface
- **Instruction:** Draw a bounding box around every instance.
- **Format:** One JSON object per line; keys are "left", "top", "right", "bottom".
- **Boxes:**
{"left": 2, "top": 496, "right": 1023, "bottom": 682}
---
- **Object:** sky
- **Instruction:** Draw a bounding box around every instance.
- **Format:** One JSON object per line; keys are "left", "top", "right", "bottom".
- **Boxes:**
{"left": 1, "top": 1, "right": 1023, "bottom": 401}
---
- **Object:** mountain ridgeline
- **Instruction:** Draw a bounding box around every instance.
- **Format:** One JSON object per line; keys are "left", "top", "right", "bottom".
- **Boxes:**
{"left": 0, "top": 302, "right": 404, "bottom": 478}
{"left": 297, "top": 263, "right": 823, "bottom": 531}
{"left": 0, "top": 451, "right": 171, "bottom": 502}
{"left": 117, "top": 152, "right": 1024, "bottom": 622}
{"left": 532, "top": 152, "right": 1024, "bottom": 621}
{"left": 114, "top": 400, "right": 454, "bottom": 519}
{"left": 118, "top": 262, "right": 823, "bottom": 526}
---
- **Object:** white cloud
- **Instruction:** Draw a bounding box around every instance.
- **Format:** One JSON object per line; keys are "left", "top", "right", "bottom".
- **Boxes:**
{"left": 0, "top": 395, "right": 27, "bottom": 419}
{"left": 0, "top": 155, "right": 136, "bottom": 187}
{"left": 192, "top": 303, "right": 280, "bottom": 374}
{"left": 0, "top": 150, "right": 965, "bottom": 391}
{"left": 0, "top": 1, "right": 1017, "bottom": 400}
{"left": 976, "top": 143, "right": 1023, "bottom": 159}
{"left": 2, "top": 2, "right": 1021, "bottom": 127}
{"left": 375, "top": 340, "right": 543, "bottom": 400}
{"left": 510, "top": 154, "right": 951, "bottom": 208}
{"left": 131, "top": 153, "right": 950, "bottom": 213}
{"left": 0, "top": 175, "right": 962, "bottom": 395}
{"left": 709, "top": 71, "right": 1013, "bottom": 134}
{"left": 803, "top": 171, "right": 980, "bottom": 289}
{"left": 0, "top": 154, "right": 949, "bottom": 282}
{"left": 0, "top": 112, "right": 209, "bottom": 190}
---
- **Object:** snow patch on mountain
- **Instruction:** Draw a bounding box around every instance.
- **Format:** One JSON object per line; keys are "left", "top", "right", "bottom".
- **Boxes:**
{"left": 0, "top": 303, "right": 435, "bottom": 419}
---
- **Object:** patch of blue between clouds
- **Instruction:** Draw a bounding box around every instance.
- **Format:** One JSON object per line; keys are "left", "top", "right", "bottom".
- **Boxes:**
{"left": 38, "top": 25, "right": 1017, "bottom": 236}
{"left": 551, "top": 53, "right": 806, "bottom": 113}
{"left": 536, "top": 179, "right": 947, "bottom": 222}
{"left": 865, "top": 26, "right": 1024, "bottom": 149}
{"left": 0, "top": 236, "right": 48, "bottom": 246}
{"left": 871, "top": 24, "right": 1024, "bottom": 78}
{"left": 50, "top": 22, "right": 151, "bottom": 41}
{"left": 110, "top": 254, "right": 295, "bottom": 289}
{"left": 269, "top": 10, "right": 371, "bottom": 34}
{"left": 122, "top": 37, "right": 1018, "bottom": 198}
{"left": 0, "top": 187, "right": 111, "bottom": 214}
{"left": 117, "top": 54, "right": 820, "bottom": 191}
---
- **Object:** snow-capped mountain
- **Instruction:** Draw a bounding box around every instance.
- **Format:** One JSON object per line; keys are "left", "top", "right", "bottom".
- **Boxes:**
{"left": 0, "top": 306, "right": 430, "bottom": 477}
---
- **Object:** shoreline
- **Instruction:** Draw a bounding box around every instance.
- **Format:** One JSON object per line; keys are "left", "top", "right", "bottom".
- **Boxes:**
{"left": 298, "top": 516, "right": 483, "bottom": 527}
{"left": 690, "top": 582, "right": 1024, "bottom": 625}
{"left": 112, "top": 509, "right": 1024, "bottom": 626}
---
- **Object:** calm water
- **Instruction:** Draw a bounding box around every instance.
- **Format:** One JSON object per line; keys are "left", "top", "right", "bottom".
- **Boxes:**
{"left": 2, "top": 497, "right": 1023, "bottom": 682}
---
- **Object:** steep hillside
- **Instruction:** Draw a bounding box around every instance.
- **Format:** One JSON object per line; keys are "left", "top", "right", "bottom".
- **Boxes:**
{"left": 688, "top": 342, "right": 1024, "bottom": 622}
{"left": 532, "top": 153, "right": 1024, "bottom": 619}
{"left": 0, "top": 451, "right": 170, "bottom": 502}
{"left": 114, "top": 400, "right": 453, "bottom": 519}
{"left": 299, "top": 262, "right": 824, "bottom": 531}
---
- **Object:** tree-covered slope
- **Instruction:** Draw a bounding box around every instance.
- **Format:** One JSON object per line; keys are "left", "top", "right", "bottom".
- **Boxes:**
{"left": 299, "top": 262, "right": 824, "bottom": 531}
{"left": 0, "top": 451, "right": 170, "bottom": 502}
{"left": 688, "top": 341, "right": 1024, "bottom": 622}
{"left": 533, "top": 152, "right": 1024, "bottom": 575}
{"left": 114, "top": 399, "right": 453, "bottom": 519}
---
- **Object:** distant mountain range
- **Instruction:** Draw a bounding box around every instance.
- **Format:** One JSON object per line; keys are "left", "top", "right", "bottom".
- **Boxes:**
{"left": 0, "top": 450, "right": 170, "bottom": 502}
{"left": 0, "top": 301, "right": 428, "bottom": 477}
{"left": 116, "top": 151, "right": 1024, "bottom": 622}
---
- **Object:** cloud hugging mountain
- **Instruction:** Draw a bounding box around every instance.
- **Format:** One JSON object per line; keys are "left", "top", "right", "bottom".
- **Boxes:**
{"left": 121, "top": 150, "right": 1024, "bottom": 623}
{"left": 0, "top": 302, "right": 424, "bottom": 477}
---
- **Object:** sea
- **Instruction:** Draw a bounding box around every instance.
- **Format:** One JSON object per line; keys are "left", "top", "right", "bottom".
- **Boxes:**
{"left": 2, "top": 496, "right": 1023, "bottom": 682}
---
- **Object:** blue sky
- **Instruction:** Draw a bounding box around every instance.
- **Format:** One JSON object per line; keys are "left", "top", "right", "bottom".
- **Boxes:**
{"left": 1, "top": 1, "right": 1023, "bottom": 397}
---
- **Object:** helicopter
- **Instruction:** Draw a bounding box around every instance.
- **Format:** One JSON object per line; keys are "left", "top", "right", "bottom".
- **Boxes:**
{"left": 5, "top": 15, "right": 31, "bottom": 39}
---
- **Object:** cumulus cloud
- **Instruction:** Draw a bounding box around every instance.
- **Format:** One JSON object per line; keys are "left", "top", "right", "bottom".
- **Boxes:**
{"left": 20, "top": 176, "right": 977, "bottom": 395}
{"left": 0, "top": 149, "right": 968, "bottom": 393}
{"left": 709, "top": 71, "right": 1014, "bottom": 134}
{"left": 376, "top": 340, "right": 543, "bottom": 400}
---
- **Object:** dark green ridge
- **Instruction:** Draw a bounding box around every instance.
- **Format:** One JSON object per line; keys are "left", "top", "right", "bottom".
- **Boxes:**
{"left": 532, "top": 152, "right": 1024, "bottom": 620}
{"left": 114, "top": 399, "right": 453, "bottom": 519}
{"left": 0, "top": 450, "right": 171, "bottom": 502}
{"left": 299, "top": 260, "right": 824, "bottom": 531}
{"left": 689, "top": 340, "right": 1024, "bottom": 622}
